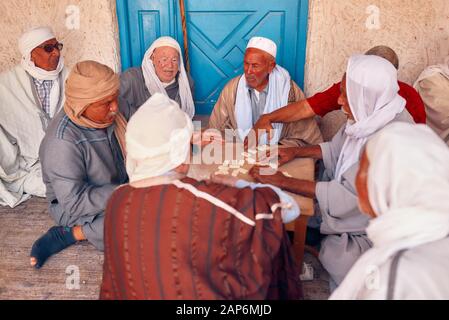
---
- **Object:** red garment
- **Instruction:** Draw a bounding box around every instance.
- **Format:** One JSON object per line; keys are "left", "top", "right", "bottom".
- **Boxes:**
{"left": 307, "top": 81, "right": 426, "bottom": 124}
{"left": 100, "top": 178, "right": 302, "bottom": 300}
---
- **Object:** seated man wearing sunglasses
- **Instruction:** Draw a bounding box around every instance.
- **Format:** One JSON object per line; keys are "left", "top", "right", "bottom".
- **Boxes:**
{"left": 0, "top": 26, "right": 68, "bottom": 208}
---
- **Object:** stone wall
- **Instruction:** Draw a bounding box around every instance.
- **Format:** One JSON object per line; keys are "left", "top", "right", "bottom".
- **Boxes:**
{"left": 1, "top": 0, "right": 448, "bottom": 97}
{"left": 304, "top": 0, "right": 449, "bottom": 95}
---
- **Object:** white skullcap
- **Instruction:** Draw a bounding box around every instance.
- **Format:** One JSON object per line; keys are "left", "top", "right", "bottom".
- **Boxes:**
{"left": 126, "top": 93, "right": 193, "bottom": 182}
{"left": 18, "top": 26, "right": 56, "bottom": 57}
{"left": 246, "top": 36, "right": 277, "bottom": 59}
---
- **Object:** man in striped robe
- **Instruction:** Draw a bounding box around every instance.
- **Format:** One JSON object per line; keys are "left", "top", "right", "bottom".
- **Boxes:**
{"left": 100, "top": 93, "right": 302, "bottom": 300}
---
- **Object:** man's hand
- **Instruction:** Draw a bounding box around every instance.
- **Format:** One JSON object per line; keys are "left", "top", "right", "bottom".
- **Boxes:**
{"left": 246, "top": 146, "right": 298, "bottom": 167}
{"left": 208, "top": 173, "right": 239, "bottom": 187}
{"left": 192, "top": 128, "right": 224, "bottom": 147}
{"left": 277, "top": 147, "right": 299, "bottom": 166}
{"left": 249, "top": 166, "right": 289, "bottom": 189}
{"left": 244, "top": 114, "right": 274, "bottom": 149}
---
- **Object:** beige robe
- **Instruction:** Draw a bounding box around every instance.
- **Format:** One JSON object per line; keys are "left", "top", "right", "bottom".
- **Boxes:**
{"left": 208, "top": 76, "right": 323, "bottom": 146}
{"left": 415, "top": 73, "right": 449, "bottom": 146}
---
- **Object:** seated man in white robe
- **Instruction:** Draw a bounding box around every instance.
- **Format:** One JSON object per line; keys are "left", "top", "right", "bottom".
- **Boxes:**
{"left": 0, "top": 26, "right": 68, "bottom": 207}
{"left": 331, "top": 122, "right": 449, "bottom": 300}
{"left": 119, "top": 36, "right": 195, "bottom": 119}
{"left": 208, "top": 36, "right": 322, "bottom": 147}
{"left": 249, "top": 55, "right": 414, "bottom": 290}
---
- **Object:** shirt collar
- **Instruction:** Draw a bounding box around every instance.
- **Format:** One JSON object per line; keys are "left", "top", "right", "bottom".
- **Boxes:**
{"left": 247, "top": 81, "right": 269, "bottom": 95}
{"left": 33, "top": 78, "right": 52, "bottom": 85}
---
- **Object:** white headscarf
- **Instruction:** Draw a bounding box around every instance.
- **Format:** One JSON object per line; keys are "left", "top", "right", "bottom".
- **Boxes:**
{"left": 334, "top": 55, "right": 405, "bottom": 182}
{"left": 126, "top": 93, "right": 193, "bottom": 183}
{"left": 414, "top": 56, "right": 449, "bottom": 86}
{"left": 331, "top": 122, "right": 449, "bottom": 299}
{"left": 18, "top": 26, "right": 64, "bottom": 81}
{"left": 18, "top": 26, "right": 65, "bottom": 118}
{"left": 141, "top": 36, "right": 195, "bottom": 118}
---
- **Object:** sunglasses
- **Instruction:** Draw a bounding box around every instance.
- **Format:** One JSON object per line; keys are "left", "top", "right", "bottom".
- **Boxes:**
{"left": 37, "top": 42, "right": 64, "bottom": 53}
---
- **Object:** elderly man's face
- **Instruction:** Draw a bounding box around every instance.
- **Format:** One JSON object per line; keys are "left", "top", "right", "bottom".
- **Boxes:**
{"left": 338, "top": 74, "right": 355, "bottom": 121}
{"left": 355, "top": 150, "right": 377, "bottom": 218}
{"left": 244, "top": 48, "right": 275, "bottom": 92}
{"left": 31, "top": 38, "right": 61, "bottom": 71}
{"left": 151, "top": 46, "right": 180, "bottom": 83}
{"left": 83, "top": 92, "right": 119, "bottom": 124}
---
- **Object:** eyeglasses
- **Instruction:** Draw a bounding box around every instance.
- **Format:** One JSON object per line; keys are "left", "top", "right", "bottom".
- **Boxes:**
{"left": 37, "top": 42, "right": 64, "bottom": 53}
{"left": 154, "top": 56, "right": 179, "bottom": 66}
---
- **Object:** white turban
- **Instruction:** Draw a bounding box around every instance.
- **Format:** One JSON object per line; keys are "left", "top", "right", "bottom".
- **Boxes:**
{"left": 331, "top": 122, "right": 449, "bottom": 299}
{"left": 334, "top": 54, "right": 405, "bottom": 182}
{"left": 18, "top": 26, "right": 64, "bottom": 80}
{"left": 414, "top": 55, "right": 449, "bottom": 86}
{"left": 246, "top": 36, "right": 277, "bottom": 59}
{"left": 141, "top": 36, "right": 195, "bottom": 118}
{"left": 19, "top": 26, "right": 54, "bottom": 57}
{"left": 126, "top": 93, "right": 193, "bottom": 183}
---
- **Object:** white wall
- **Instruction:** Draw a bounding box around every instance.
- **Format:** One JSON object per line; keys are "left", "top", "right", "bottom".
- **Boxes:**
{"left": 0, "top": 0, "right": 121, "bottom": 73}
{"left": 304, "top": 0, "right": 449, "bottom": 96}
{"left": 1, "top": 0, "right": 448, "bottom": 98}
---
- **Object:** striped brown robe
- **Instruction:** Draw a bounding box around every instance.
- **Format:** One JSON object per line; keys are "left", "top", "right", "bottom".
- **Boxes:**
{"left": 100, "top": 177, "right": 302, "bottom": 300}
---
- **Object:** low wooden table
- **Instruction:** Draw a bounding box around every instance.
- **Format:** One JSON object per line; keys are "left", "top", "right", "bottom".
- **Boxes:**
{"left": 188, "top": 143, "right": 315, "bottom": 270}
{"left": 278, "top": 157, "right": 315, "bottom": 270}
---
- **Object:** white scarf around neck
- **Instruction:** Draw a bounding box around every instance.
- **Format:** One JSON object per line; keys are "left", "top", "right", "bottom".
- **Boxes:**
{"left": 234, "top": 65, "right": 290, "bottom": 145}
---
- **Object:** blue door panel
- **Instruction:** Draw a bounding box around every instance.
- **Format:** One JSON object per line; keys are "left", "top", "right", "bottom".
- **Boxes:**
{"left": 116, "top": 0, "right": 178, "bottom": 70}
{"left": 116, "top": 0, "right": 309, "bottom": 115}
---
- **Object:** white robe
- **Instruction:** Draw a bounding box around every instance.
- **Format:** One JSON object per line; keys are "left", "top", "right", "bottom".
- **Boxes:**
{"left": 351, "top": 236, "right": 449, "bottom": 299}
{"left": 0, "top": 65, "right": 67, "bottom": 207}
{"left": 330, "top": 122, "right": 449, "bottom": 300}
{"left": 316, "top": 109, "right": 414, "bottom": 287}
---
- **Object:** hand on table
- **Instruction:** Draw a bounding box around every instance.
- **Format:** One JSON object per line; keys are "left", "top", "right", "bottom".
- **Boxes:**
{"left": 192, "top": 128, "right": 224, "bottom": 147}
{"left": 249, "top": 166, "right": 290, "bottom": 189}
{"left": 256, "top": 147, "right": 299, "bottom": 167}
{"left": 244, "top": 114, "right": 274, "bottom": 150}
{"left": 277, "top": 147, "right": 299, "bottom": 166}
{"left": 207, "top": 172, "right": 239, "bottom": 187}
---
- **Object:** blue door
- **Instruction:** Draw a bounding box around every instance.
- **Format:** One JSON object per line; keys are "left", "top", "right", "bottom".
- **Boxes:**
{"left": 117, "top": 0, "right": 309, "bottom": 114}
